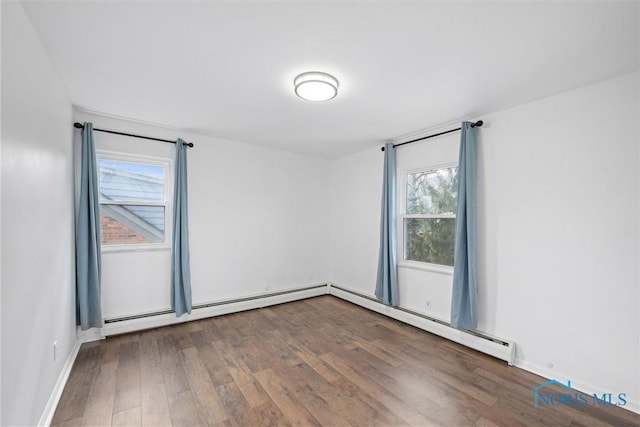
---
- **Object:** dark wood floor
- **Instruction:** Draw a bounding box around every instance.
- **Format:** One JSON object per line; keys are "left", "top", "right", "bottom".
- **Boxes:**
{"left": 52, "top": 296, "right": 639, "bottom": 426}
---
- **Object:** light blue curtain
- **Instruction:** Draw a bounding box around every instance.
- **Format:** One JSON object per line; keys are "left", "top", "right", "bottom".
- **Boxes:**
{"left": 451, "top": 122, "right": 478, "bottom": 330}
{"left": 171, "top": 139, "right": 192, "bottom": 316}
{"left": 375, "top": 143, "right": 399, "bottom": 305}
{"left": 76, "top": 122, "right": 103, "bottom": 330}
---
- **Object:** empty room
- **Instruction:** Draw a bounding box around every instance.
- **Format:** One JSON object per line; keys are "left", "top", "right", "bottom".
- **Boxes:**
{"left": 2, "top": 1, "right": 639, "bottom": 426}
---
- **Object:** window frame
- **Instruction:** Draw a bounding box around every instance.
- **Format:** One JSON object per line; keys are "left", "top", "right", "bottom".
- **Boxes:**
{"left": 397, "top": 162, "right": 458, "bottom": 275}
{"left": 96, "top": 149, "right": 173, "bottom": 253}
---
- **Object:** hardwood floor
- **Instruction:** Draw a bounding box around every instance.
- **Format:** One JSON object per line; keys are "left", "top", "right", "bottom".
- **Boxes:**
{"left": 52, "top": 296, "right": 640, "bottom": 426}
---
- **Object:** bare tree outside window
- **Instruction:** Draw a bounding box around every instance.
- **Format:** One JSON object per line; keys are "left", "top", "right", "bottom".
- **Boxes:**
{"left": 404, "top": 167, "right": 458, "bottom": 266}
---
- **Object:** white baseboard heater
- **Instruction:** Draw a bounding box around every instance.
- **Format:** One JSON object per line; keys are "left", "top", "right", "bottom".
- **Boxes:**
{"left": 100, "top": 284, "right": 329, "bottom": 337}
{"left": 328, "top": 283, "right": 515, "bottom": 365}
{"left": 94, "top": 282, "right": 514, "bottom": 365}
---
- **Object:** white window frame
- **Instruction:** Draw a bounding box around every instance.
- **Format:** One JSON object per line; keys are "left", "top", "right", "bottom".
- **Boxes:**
{"left": 397, "top": 162, "right": 457, "bottom": 275}
{"left": 96, "top": 150, "right": 173, "bottom": 253}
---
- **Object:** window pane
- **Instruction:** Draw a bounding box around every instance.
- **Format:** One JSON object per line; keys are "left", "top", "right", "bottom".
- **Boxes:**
{"left": 100, "top": 204, "right": 165, "bottom": 245}
{"left": 405, "top": 218, "right": 456, "bottom": 266}
{"left": 406, "top": 167, "right": 458, "bottom": 215}
{"left": 99, "top": 159, "right": 165, "bottom": 202}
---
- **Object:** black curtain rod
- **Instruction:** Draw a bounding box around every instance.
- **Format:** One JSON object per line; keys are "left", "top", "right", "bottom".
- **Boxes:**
{"left": 381, "top": 120, "right": 483, "bottom": 151}
{"left": 73, "top": 122, "right": 194, "bottom": 148}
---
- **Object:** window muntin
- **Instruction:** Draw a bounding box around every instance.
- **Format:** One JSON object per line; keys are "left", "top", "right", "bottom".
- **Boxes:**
{"left": 97, "top": 154, "right": 170, "bottom": 249}
{"left": 402, "top": 166, "right": 458, "bottom": 267}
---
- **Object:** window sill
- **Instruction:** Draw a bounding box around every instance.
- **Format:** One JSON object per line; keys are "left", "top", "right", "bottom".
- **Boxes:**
{"left": 398, "top": 261, "right": 454, "bottom": 275}
{"left": 101, "top": 245, "right": 171, "bottom": 254}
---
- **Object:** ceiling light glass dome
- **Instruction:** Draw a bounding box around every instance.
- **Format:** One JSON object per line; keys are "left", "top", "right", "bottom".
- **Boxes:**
{"left": 294, "top": 72, "right": 339, "bottom": 102}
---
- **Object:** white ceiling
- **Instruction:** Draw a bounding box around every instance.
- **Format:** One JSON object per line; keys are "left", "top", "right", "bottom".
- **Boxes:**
{"left": 22, "top": 1, "right": 639, "bottom": 158}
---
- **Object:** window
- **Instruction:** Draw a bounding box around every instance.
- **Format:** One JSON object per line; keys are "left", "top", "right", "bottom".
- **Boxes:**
{"left": 401, "top": 165, "right": 458, "bottom": 267}
{"left": 97, "top": 152, "right": 171, "bottom": 249}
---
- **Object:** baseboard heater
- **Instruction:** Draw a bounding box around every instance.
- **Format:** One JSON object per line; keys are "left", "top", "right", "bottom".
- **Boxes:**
{"left": 328, "top": 283, "right": 515, "bottom": 365}
{"left": 100, "top": 284, "right": 329, "bottom": 337}
{"left": 97, "top": 282, "right": 514, "bottom": 365}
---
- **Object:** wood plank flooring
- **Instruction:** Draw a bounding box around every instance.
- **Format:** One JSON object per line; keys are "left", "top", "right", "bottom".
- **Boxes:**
{"left": 52, "top": 296, "right": 640, "bottom": 426}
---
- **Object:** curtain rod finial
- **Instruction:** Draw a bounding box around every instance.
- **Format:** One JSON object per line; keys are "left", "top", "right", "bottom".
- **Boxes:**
{"left": 381, "top": 146, "right": 385, "bottom": 151}
{"left": 74, "top": 122, "right": 84, "bottom": 129}
{"left": 472, "top": 120, "right": 483, "bottom": 128}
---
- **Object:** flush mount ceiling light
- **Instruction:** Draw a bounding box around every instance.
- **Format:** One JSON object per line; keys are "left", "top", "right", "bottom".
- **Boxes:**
{"left": 294, "top": 71, "right": 339, "bottom": 102}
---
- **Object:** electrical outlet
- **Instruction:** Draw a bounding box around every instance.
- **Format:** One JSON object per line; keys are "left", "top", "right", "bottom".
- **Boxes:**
{"left": 264, "top": 281, "right": 271, "bottom": 291}
{"left": 53, "top": 341, "right": 58, "bottom": 362}
{"left": 426, "top": 299, "right": 432, "bottom": 310}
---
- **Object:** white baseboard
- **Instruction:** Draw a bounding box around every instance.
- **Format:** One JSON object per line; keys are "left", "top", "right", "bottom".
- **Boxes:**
{"left": 37, "top": 340, "right": 81, "bottom": 427}
{"left": 101, "top": 284, "right": 329, "bottom": 337}
{"left": 39, "top": 284, "right": 328, "bottom": 425}
{"left": 99, "top": 280, "right": 515, "bottom": 364}
{"left": 514, "top": 358, "right": 640, "bottom": 415}
{"left": 328, "top": 283, "right": 640, "bottom": 415}
{"left": 76, "top": 326, "right": 104, "bottom": 343}
{"left": 328, "top": 283, "right": 515, "bottom": 364}
{"left": 49, "top": 282, "right": 636, "bottom": 423}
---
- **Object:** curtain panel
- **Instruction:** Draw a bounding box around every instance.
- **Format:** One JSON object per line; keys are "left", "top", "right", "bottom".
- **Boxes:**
{"left": 76, "top": 122, "right": 103, "bottom": 329}
{"left": 451, "top": 122, "right": 478, "bottom": 330}
{"left": 375, "top": 143, "right": 399, "bottom": 306}
{"left": 171, "top": 139, "right": 192, "bottom": 316}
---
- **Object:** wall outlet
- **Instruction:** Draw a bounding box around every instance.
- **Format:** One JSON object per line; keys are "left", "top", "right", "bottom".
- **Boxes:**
{"left": 53, "top": 341, "right": 58, "bottom": 362}
{"left": 264, "top": 281, "right": 271, "bottom": 291}
{"left": 426, "top": 299, "right": 432, "bottom": 310}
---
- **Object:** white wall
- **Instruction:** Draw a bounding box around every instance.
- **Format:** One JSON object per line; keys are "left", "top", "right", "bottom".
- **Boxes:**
{"left": 75, "top": 111, "right": 330, "bottom": 319}
{"left": 1, "top": 3, "right": 76, "bottom": 426}
{"left": 329, "top": 146, "right": 382, "bottom": 293}
{"left": 478, "top": 72, "right": 639, "bottom": 410}
{"left": 0, "top": 2, "right": 4, "bottom": 422}
{"left": 329, "top": 72, "right": 640, "bottom": 410}
{"left": 1, "top": 2, "right": 4, "bottom": 422}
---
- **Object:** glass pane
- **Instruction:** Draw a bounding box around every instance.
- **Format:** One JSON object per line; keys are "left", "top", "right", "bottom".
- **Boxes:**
{"left": 405, "top": 218, "right": 456, "bottom": 266}
{"left": 99, "top": 159, "right": 165, "bottom": 202}
{"left": 100, "top": 204, "right": 165, "bottom": 245}
{"left": 406, "top": 167, "right": 458, "bottom": 215}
